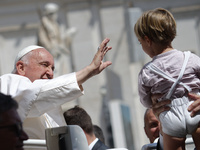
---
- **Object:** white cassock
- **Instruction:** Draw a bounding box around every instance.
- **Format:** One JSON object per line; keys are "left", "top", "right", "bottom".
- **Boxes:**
{"left": 0, "top": 72, "right": 83, "bottom": 139}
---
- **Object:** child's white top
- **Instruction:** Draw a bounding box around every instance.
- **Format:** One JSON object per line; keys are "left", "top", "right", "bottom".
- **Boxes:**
{"left": 138, "top": 49, "right": 200, "bottom": 108}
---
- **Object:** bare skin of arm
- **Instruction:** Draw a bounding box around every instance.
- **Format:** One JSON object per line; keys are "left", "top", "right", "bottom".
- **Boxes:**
{"left": 76, "top": 38, "right": 112, "bottom": 87}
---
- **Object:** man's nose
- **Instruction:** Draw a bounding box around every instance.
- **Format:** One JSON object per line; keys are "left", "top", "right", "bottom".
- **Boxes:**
{"left": 46, "top": 66, "right": 54, "bottom": 79}
{"left": 20, "top": 130, "right": 29, "bottom": 141}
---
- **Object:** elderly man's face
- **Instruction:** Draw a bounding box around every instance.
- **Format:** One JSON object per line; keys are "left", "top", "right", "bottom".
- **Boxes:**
{"left": 144, "top": 109, "right": 160, "bottom": 143}
{"left": 22, "top": 48, "right": 55, "bottom": 82}
{"left": 0, "top": 108, "right": 28, "bottom": 150}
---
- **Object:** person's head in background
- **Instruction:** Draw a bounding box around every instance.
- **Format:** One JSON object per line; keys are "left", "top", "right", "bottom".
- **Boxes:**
{"left": 93, "top": 124, "right": 105, "bottom": 144}
{"left": 144, "top": 108, "right": 160, "bottom": 143}
{"left": 0, "top": 93, "right": 29, "bottom": 150}
{"left": 63, "top": 105, "right": 95, "bottom": 145}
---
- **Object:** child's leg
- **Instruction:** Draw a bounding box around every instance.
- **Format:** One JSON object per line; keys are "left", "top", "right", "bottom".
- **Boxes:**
{"left": 192, "top": 126, "right": 200, "bottom": 150}
{"left": 163, "top": 132, "right": 186, "bottom": 150}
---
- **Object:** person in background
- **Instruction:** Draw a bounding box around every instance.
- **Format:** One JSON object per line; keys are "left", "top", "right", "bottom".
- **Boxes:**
{"left": 0, "top": 92, "right": 29, "bottom": 150}
{"left": 0, "top": 38, "right": 112, "bottom": 140}
{"left": 93, "top": 124, "right": 106, "bottom": 144}
{"left": 144, "top": 108, "right": 160, "bottom": 143}
{"left": 63, "top": 105, "right": 109, "bottom": 150}
{"left": 144, "top": 108, "right": 163, "bottom": 150}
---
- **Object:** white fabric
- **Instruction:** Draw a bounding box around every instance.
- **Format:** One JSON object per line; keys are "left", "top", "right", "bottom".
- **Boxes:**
{"left": 89, "top": 138, "right": 98, "bottom": 150}
{"left": 159, "top": 134, "right": 164, "bottom": 150}
{"left": 107, "top": 148, "right": 128, "bottom": 150}
{"left": 0, "top": 73, "right": 84, "bottom": 139}
{"left": 160, "top": 96, "right": 200, "bottom": 137}
{"left": 14, "top": 45, "right": 43, "bottom": 68}
{"left": 153, "top": 137, "right": 159, "bottom": 143}
{"left": 166, "top": 51, "right": 191, "bottom": 99}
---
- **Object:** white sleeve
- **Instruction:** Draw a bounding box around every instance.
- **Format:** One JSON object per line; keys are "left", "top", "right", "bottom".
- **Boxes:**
{"left": 28, "top": 72, "right": 84, "bottom": 117}
{"left": 0, "top": 73, "right": 84, "bottom": 120}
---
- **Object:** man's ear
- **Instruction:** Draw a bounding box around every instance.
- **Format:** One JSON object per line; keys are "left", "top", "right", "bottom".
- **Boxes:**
{"left": 16, "top": 61, "right": 25, "bottom": 76}
{"left": 144, "top": 36, "right": 152, "bottom": 47}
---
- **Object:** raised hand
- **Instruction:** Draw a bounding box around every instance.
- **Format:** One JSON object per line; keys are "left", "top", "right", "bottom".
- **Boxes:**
{"left": 90, "top": 38, "right": 112, "bottom": 76}
{"left": 76, "top": 38, "right": 112, "bottom": 86}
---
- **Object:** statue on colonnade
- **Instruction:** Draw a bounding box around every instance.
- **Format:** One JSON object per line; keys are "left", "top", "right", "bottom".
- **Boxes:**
{"left": 37, "top": 3, "right": 77, "bottom": 77}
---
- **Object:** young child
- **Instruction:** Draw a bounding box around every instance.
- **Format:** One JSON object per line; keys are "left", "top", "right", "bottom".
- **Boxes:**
{"left": 134, "top": 8, "right": 200, "bottom": 150}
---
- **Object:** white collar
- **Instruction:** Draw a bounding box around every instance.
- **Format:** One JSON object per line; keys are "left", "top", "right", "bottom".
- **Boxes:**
{"left": 89, "top": 138, "right": 99, "bottom": 150}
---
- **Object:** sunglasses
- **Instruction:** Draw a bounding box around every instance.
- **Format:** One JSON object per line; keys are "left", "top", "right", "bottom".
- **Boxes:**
{"left": 0, "top": 122, "right": 23, "bottom": 137}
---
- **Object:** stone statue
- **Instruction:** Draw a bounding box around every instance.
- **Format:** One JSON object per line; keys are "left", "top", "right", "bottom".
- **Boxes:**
{"left": 37, "top": 3, "right": 77, "bottom": 76}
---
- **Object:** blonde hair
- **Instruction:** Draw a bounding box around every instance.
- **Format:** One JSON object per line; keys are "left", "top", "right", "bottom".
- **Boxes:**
{"left": 134, "top": 8, "right": 176, "bottom": 45}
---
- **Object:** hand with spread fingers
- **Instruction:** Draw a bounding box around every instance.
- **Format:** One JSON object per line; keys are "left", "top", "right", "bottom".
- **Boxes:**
{"left": 76, "top": 38, "right": 112, "bottom": 86}
{"left": 90, "top": 38, "right": 112, "bottom": 75}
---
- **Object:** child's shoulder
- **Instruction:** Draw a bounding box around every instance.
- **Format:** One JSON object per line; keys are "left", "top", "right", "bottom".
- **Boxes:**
{"left": 181, "top": 50, "right": 200, "bottom": 61}
{"left": 139, "top": 61, "right": 154, "bottom": 75}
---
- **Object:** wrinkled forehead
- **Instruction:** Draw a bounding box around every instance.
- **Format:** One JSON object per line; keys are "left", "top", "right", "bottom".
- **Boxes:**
{"left": 29, "top": 48, "right": 54, "bottom": 63}
{"left": 28, "top": 49, "right": 54, "bottom": 67}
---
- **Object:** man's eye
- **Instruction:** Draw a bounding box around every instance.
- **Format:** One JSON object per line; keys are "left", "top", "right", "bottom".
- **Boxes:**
{"left": 150, "top": 122, "right": 158, "bottom": 128}
{"left": 41, "top": 63, "right": 48, "bottom": 67}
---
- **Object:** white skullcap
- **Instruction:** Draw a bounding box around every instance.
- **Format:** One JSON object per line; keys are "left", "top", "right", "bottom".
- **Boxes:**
{"left": 14, "top": 45, "right": 44, "bottom": 68}
{"left": 44, "top": 3, "right": 59, "bottom": 14}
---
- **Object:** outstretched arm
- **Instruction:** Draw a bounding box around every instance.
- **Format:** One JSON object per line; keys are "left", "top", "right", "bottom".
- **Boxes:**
{"left": 76, "top": 38, "right": 112, "bottom": 86}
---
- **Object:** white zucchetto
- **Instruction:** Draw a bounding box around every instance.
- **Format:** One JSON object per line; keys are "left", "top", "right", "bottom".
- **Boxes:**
{"left": 14, "top": 45, "right": 44, "bottom": 68}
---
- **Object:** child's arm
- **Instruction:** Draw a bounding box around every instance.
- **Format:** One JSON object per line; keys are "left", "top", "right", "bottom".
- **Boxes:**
{"left": 138, "top": 71, "right": 153, "bottom": 108}
{"left": 191, "top": 53, "right": 200, "bottom": 78}
{"left": 151, "top": 94, "right": 171, "bottom": 119}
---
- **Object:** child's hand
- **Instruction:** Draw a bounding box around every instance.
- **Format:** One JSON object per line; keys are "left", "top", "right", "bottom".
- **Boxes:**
{"left": 151, "top": 94, "right": 171, "bottom": 119}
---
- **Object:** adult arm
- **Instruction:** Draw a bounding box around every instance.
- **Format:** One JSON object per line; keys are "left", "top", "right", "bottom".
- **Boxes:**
{"left": 76, "top": 38, "right": 112, "bottom": 86}
{"left": 188, "top": 93, "right": 200, "bottom": 117}
{"left": 187, "top": 54, "right": 200, "bottom": 117}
